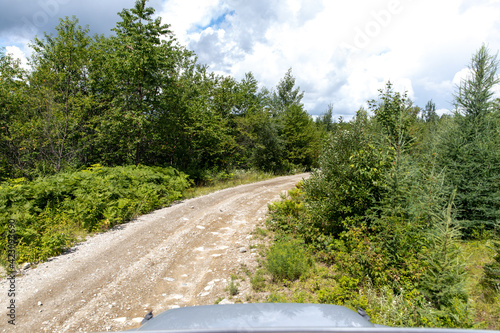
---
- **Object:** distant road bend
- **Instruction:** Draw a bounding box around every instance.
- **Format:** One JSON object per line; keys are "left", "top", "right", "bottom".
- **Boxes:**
{"left": 0, "top": 173, "right": 309, "bottom": 333}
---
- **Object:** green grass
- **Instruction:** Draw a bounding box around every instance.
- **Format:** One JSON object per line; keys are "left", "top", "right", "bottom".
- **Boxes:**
{"left": 182, "top": 169, "right": 275, "bottom": 199}
{"left": 249, "top": 239, "right": 500, "bottom": 329}
{"left": 459, "top": 240, "right": 500, "bottom": 329}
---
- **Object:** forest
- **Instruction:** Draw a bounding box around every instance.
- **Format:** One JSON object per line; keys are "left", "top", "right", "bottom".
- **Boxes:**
{"left": 0, "top": 0, "right": 499, "bottom": 329}
{"left": 259, "top": 45, "right": 500, "bottom": 328}
{"left": 0, "top": 2, "right": 319, "bottom": 181}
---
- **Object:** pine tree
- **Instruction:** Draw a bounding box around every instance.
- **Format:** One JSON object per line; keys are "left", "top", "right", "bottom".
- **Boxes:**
{"left": 482, "top": 240, "right": 500, "bottom": 293}
{"left": 419, "top": 192, "right": 468, "bottom": 309}
{"left": 437, "top": 45, "right": 500, "bottom": 234}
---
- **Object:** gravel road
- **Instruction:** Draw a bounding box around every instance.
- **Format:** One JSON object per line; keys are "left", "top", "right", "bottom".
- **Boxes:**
{"left": 0, "top": 173, "right": 309, "bottom": 333}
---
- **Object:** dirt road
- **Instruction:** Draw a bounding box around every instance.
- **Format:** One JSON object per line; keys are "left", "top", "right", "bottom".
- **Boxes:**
{"left": 0, "top": 173, "right": 308, "bottom": 332}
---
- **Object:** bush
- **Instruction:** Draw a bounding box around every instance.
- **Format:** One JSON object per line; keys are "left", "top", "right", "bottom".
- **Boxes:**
{"left": 482, "top": 240, "right": 500, "bottom": 293}
{"left": 266, "top": 239, "right": 312, "bottom": 282}
{"left": 250, "top": 269, "right": 266, "bottom": 291}
{"left": 0, "top": 164, "right": 190, "bottom": 264}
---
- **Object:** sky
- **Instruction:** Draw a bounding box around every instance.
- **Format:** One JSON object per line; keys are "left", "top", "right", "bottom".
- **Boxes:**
{"left": 1, "top": 0, "right": 500, "bottom": 119}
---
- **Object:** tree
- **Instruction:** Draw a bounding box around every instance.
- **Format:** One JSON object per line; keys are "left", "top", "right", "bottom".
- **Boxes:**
{"left": 93, "top": 0, "right": 182, "bottom": 166}
{"left": 437, "top": 46, "right": 500, "bottom": 234}
{"left": 282, "top": 104, "right": 320, "bottom": 169}
{"left": 369, "top": 82, "right": 419, "bottom": 200}
{"left": 28, "top": 16, "right": 94, "bottom": 174}
{"left": 419, "top": 192, "right": 468, "bottom": 310}
{"left": 316, "top": 104, "right": 335, "bottom": 132}
{"left": 271, "top": 68, "right": 304, "bottom": 115}
{"left": 0, "top": 52, "right": 30, "bottom": 178}
{"left": 304, "top": 110, "right": 385, "bottom": 236}
{"left": 455, "top": 44, "right": 499, "bottom": 120}
{"left": 422, "top": 100, "right": 438, "bottom": 123}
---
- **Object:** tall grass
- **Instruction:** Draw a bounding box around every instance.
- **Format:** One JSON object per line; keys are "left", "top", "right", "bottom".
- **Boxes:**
{"left": 182, "top": 169, "right": 275, "bottom": 199}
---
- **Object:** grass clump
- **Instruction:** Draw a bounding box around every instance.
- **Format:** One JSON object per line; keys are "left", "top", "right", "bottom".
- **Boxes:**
{"left": 266, "top": 238, "right": 312, "bottom": 282}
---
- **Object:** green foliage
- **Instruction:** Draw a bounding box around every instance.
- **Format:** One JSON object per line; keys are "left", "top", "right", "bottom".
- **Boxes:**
{"left": 260, "top": 76, "right": 493, "bottom": 327}
{"left": 266, "top": 239, "right": 312, "bottom": 282}
{"left": 282, "top": 104, "right": 320, "bottom": 169}
{"left": 0, "top": 2, "right": 321, "bottom": 180}
{"left": 304, "top": 110, "right": 387, "bottom": 236}
{"left": 271, "top": 68, "right": 304, "bottom": 115}
{"left": 28, "top": 16, "right": 95, "bottom": 174}
{"left": 250, "top": 269, "right": 267, "bottom": 292}
{"left": 455, "top": 44, "right": 499, "bottom": 119}
{"left": 0, "top": 52, "right": 31, "bottom": 179}
{"left": 0, "top": 164, "right": 189, "bottom": 264}
{"left": 436, "top": 45, "right": 500, "bottom": 234}
{"left": 482, "top": 240, "right": 500, "bottom": 293}
{"left": 267, "top": 185, "right": 305, "bottom": 236}
{"left": 419, "top": 193, "right": 469, "bottom": 309}
{"left": 226, "top": 279, "right": 239, "bottom": 296}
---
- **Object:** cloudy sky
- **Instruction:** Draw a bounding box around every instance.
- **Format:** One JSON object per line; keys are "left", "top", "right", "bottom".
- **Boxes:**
{"left": 1, "top": 0, "right": 500, "bottom": 119}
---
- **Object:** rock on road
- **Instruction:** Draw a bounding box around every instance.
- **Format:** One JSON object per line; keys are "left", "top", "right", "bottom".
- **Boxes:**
{"left": 0, "top": 173, "right": 309, "bottom": 332}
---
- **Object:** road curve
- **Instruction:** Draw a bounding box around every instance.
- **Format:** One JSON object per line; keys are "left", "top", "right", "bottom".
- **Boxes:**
{"left": 0, "top": 173, "right": 309, "bottom": 333}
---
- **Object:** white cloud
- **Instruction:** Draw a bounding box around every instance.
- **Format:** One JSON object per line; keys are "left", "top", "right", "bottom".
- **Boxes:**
{"left": 157, "top": 0, "right": 226, "bottom": 46}
{"left": 5, "top": 45, "right": 29, "bottom": 69}
{"left": 2, "top": 0, "right": 499, "bottom": 119}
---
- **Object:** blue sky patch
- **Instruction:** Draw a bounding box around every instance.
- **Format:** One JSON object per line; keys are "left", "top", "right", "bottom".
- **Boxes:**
{"left": 193, "top": 10, "right": 235, "bottom": 32}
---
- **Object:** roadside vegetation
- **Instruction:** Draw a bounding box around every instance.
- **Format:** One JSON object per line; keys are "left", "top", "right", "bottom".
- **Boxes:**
{"left": 247, "top": 46, "right": 500, "bottom": 329}
{"left": 0, "top": 1, "right": 319, "bottom": 266}
{"left": 1, "top": 1, "right": 499, "bottom": 330}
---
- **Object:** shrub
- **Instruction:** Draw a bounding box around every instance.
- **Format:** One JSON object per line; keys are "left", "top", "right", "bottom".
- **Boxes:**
{"left": 250, "top": 269, "right": 266, "bottom": 291}
{"left": 0, "top": 164, "right": 190, "bottom": 264}
{"left": 266, "top": 239, "right": 312, "bottom": 282}
{"left": 226, "top": 280, "right": 239, "bottom": 296}
{"left": 482, "top": 240, "right": 500, "bottom": 293}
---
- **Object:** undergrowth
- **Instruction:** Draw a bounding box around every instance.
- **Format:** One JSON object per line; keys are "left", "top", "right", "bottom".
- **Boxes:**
{"left": 0, "top": 164, "right": 189, "bottom": 265}
{"left": 257, "top": 184, "right": 500, "bottom": 330}
{"left": 0, "top": 166, "right": 279, "bottom": 269}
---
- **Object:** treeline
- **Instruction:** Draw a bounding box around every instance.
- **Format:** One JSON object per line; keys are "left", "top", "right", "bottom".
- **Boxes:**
{"left": 264, "top": 45, "right": 500, "bottom": 327}
{"left": 0, "top": 0, "right": 321, "bottom": 183}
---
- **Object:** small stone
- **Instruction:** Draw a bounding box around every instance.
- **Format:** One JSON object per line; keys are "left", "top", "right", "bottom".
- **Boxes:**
{"left": 164, "top": 277, "right": 175, "bottom": 282}
{"left": 22, "top": 262, "right": 30, "bottom": 270}
{"left": 218, "top": 299, "right": 234, "bottom": 305}
{"left": 196, "top": 226, "right": 205, "bottom": 229}
{"left": 38, "top": 301, "right": 43, "bottom": 306}
{"left": 239, "top": 247, "right": 247, "bottom": 253}
{"left": 113, "top": 317, "right": 127, "bottom": 323}
{"left": 132, "top": 317, "right": 143, "bottom": 323}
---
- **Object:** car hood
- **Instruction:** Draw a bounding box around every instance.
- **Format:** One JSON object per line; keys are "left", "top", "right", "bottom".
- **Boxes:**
{"left": 132, "top": 303, "right": 377, "bottom": 331}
